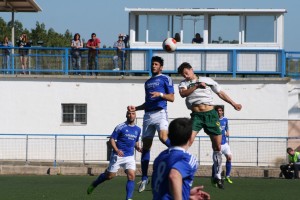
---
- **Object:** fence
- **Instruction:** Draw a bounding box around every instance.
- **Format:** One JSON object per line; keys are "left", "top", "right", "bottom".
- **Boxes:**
{"left": 0, "top": 46, "right": 289, "bottom": 77}
{"left": 0, "top": 133, "right": 297, "bottom": 168}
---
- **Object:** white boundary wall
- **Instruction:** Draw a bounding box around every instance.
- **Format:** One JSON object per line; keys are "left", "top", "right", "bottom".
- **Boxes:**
{"left": 0, "top": 76, "right": 297, "bottom": 135}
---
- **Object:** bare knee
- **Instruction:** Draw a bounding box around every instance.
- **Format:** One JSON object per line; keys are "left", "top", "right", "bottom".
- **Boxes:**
{"left": 126, "top": 169, "right": 136, "bottom": 181}
{"left": 226, "top": 154, "right": 232, "bottom": 162}
{"left": 158, "top": 130, "right": 168, "bottom": 143}
{"left": 106, "top": 172, "right": 116, "bottom": 180}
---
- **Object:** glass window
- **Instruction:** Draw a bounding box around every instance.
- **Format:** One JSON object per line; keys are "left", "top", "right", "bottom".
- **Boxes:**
{"left": 245, "top": 16, "right": 275, "bottom": 43}
{"left": 148, "top": 15, "right": 169, "bottom": 42}
{"left": 210, "top": 15, "right": 239, "bottom": 44}
{"left": 182, "top": 15, "right": 204, "bottom": 43}
{"left": 171, "top": 15, "right": 181, "bottom": 41}
{"left": 136, "top": 15, "right": 146, "bottom": 42}
{"left": 62, "top": 104, "right": 87, "bottom": 124}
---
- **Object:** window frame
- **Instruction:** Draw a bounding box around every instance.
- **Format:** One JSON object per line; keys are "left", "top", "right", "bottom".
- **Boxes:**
{"left": 61, "top": 103, "right": 87, "bottom": 125}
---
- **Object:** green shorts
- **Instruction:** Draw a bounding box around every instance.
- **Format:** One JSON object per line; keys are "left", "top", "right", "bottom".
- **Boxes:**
{"left": 190, "top": 109, "right": 221, "bottom": 135}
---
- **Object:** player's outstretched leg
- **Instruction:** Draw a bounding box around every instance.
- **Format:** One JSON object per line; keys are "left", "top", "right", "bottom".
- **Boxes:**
{"left": 211, "top": 164, "right": 217, "bottom": 188}
{"left": 87, "top": 173, "right": 107, "bottom": 195}
{"left": 212, "top": 151, "right": 224, "bottom": 189}
{"left": 139, "top": 149, "right": 150, "bottom": 192}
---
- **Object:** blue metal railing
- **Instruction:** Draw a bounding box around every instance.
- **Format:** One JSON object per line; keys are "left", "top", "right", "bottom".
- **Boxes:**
{"left": 0, "top": 46, "right": 295, "bottom": 78}
{"left": 285, "top": 51, "right": 300, "bottom": 79}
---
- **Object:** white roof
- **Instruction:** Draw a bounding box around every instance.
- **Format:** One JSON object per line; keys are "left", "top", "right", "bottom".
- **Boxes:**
{"left": 125, "top": 8, "right": 287, "bottom": 15}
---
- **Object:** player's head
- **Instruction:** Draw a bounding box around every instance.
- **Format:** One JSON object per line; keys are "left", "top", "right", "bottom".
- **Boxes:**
{"left": 178, "top": 62, "right": 194, "bottom": 80}
{"left": 151, "top": 56, "right": 164, "bottom": 75}
{"left": 287, "top": 147, "right": 294, "bottom": 155}
{"left": 168, "top": 118, "right": 192, "bottom": 146}
{"left": 215, "top": 106, "right": 224, "bottom": 117}
{"left": 126, "top": 110, "right": 136, "bottom": 124}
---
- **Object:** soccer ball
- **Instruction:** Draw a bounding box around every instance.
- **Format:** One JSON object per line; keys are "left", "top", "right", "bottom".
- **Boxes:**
{"left": 162, "top": 38, "right": 177, "bottom": 53}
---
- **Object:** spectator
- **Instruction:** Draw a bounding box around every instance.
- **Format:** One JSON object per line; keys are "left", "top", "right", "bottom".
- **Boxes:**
{"left": 122, "top": 34, "right": 130, "bottom": 48}
{"left": 86, "top": 33, "right": 100, "bottom": 75}
{"left": 71, "top": 33, "right": 83, "bottom": 75}
{"left": 174, "top": 33, "right": 181, "bottom": 42}
{"left": 1, "top": 36, "right": 12, "bottom": 74}
{"left": 192, "top": 33, "right": 203, "bottom": 44}
{"left": 280, "top": 147, "right": 300, "bottom": 179}
{"left": 112, "top": 34, "right": 126, "bottom": 71}
{"left": 18, "top": 33, "right": 31, "bottom": 74}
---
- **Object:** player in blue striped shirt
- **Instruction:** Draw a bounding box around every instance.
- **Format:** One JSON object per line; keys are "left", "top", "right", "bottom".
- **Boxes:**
{"left": 152, "top": 118, "right": 210, "bottom": 200}
{"left": 87, "top": 110, "right": 142, "bottom": 200}
{"left": 128, "top": 56, "right": 175, "bottom": 192}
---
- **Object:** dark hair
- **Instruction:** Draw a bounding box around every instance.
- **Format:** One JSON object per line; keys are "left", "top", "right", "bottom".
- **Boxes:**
{"left": 174, "top": 33, "right": 181, "bottom": 42}
{"left": 177, "top": 62, "right": 192, "bottom": 74}
{"left": 215, "top": 105, "right": 224, "bottom": 112}
{"left": 168, "top": 118, "right": 192, "bottom": 146}
{"left": 91, "top": 33, "right": 96, "bottom": 37}
{"left": 287, "top": 147, "right": 293, "bottom": 153}
{"left": 151, "top": 56, "right": 164, "bottom": 66}
{"left": 73, "top": 33, "right": 80, "bottom": 40}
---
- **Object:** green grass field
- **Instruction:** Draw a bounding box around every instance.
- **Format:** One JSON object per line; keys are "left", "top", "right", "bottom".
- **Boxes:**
{"left": 0, "top": 175, "right": 299, "bottom": 200}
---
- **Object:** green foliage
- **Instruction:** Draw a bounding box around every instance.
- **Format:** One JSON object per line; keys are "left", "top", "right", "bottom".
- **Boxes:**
{"left": 0, "top": 17, "right": 72, "bottom": 47}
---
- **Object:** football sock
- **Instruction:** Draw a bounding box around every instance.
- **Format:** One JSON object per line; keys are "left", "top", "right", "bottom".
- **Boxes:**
{"left": 93, "top": 173, "right": 107, "bottom": 186}
{"left": 141, "top": 149, "right": 150, "bottom": 181}
{"left": 126, "top": 180, "right": 135, "bottom": 199}
{"left": 211, "top": 164, "right": 215, "bottom": 177}
{"left": 213, "top": 151, "right": 222, "bottom": 179}
{"left": 226, "top": 160, "right": 232, "bottom": 177}
{"left": 164, "top": 138, "right": 171, "bottom": 147}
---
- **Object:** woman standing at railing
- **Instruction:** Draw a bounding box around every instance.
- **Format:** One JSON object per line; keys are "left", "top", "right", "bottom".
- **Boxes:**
{"left": 1, "top": 36, "right": 12, "bottom": 74}
{"left": 18, "top": 33, "right": 31, "bottom": 74}
{"left": 71, "top": 33, "right": 83, "bottom": 75}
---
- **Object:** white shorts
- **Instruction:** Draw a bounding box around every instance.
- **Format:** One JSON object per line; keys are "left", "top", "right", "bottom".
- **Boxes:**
{"left": 221, "top": 143, "right": 232, "bottom": 156}
{"left": 142, "top": 109, "right": 168, "bottom": 139}
{"left": 107, "top": 154, "right": 136, "bottom": 173}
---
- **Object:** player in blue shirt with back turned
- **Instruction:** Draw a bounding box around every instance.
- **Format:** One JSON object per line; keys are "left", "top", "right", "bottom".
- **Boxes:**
{"left": 127, "top": 56, "right": 175, "bottom": 192}
{"left": 87, "top": 110, "right": 142, "bottom": 200}
{"left": 152, "top": 118, "right": 210, "bottom": 200}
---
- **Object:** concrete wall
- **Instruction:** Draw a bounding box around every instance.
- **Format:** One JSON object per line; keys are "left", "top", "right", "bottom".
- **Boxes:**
{"left": 0, "top": 76, "right": 293, "bottom": 135}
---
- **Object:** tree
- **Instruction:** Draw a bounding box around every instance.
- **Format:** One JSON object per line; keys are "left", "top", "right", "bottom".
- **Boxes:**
{"left": 1, "top": 18, "right": 75, "bottom": 47}
{"left": 31, "top": 22, "right": 47, "bottom": 46}
{"left": 0, "top": 17, "right": 10, "bottom": 39}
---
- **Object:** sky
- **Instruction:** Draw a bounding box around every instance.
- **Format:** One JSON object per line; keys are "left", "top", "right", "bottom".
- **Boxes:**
{"left": 1, "top": 0, "right": 299, "bottom": 50}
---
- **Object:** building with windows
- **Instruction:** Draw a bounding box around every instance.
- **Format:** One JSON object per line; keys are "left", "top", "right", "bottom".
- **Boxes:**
{"left": 126, "top": 8, "right": 286, "bottom": 77}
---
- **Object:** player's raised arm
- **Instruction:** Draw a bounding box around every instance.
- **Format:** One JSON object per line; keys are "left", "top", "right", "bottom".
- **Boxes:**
{"left": 217, "top": 90, "right": 242, "bottom": 111}
{"left": 150, "top": 92, "right": 174, "bottom": 102}
{"left": 127, "top": 103, "right": 145, "bottom": 111}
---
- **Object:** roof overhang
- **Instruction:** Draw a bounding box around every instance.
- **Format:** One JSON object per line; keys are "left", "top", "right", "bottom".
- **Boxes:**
{"left": 125, "top": 8, "right": 287, "bottom": 15}
{"left": 0, "top": 0, "right": 42, "bottom": 12}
